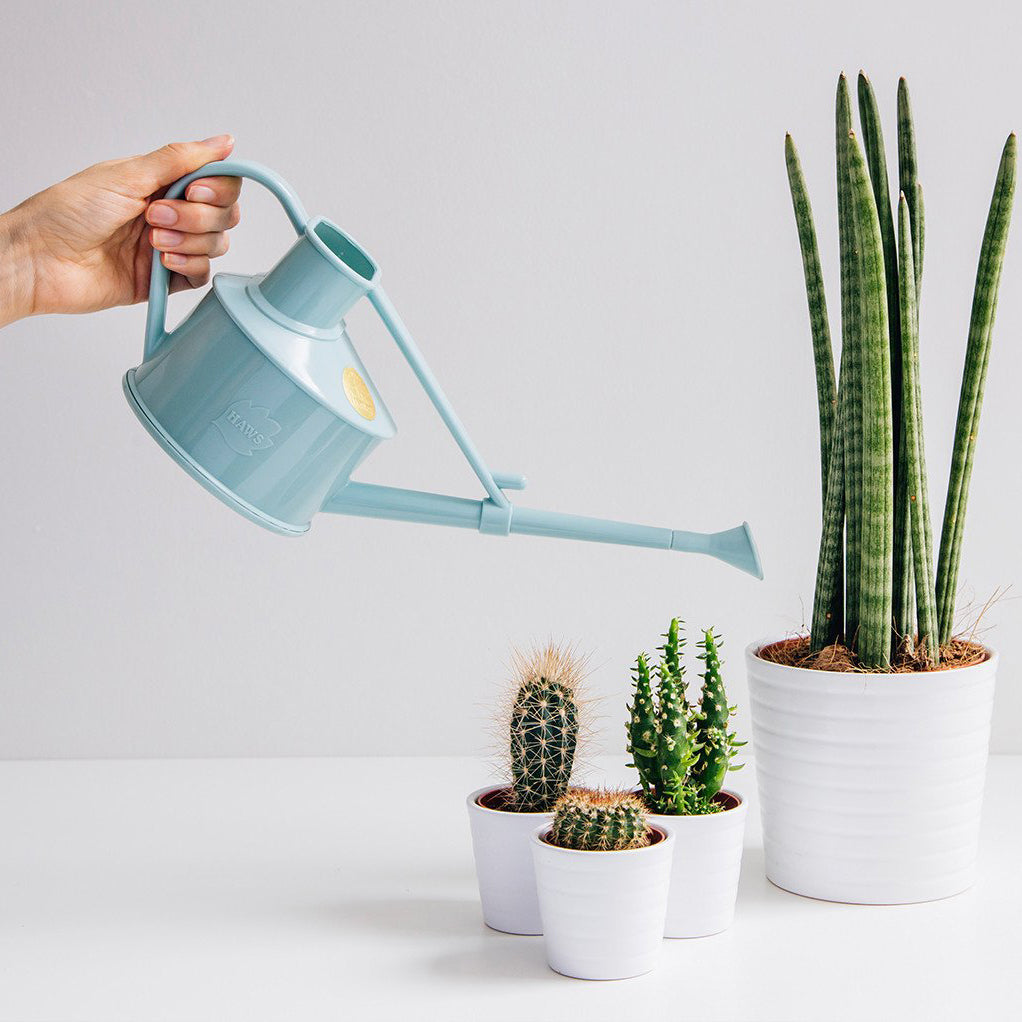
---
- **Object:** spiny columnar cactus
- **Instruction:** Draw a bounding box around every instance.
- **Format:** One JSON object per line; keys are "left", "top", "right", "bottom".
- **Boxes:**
{"left": 626, "top": 619, "right": 743, "bottom": 815}
{"left": 506, "top": 643, "right": 584, "bottom": 812}
{"left": 626, "top": 653, "right": 658, "bottom": 796}
{"left": 550, "top": 790, "right": 651, "bottom": 851}
{"left": 689, "top": 629, "right": 745, "bottom": 798}
{"left": 786, "top": 72, "right": 1016, "bottom": 667}
{"left": 659, "top": 617, "right": 690, "bottom": 712}
{"left": 656, "top": 654, "right": 697, "bottom": 806}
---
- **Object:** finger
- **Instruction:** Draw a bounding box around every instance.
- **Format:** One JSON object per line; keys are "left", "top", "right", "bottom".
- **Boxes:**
{"left": 147, "top": 198, "right": 240, "bottom": 234}
{"left": 184, "top": 176, "right": 242, "bottom": 207}
{"left": 162, "top": 252, "right": 211, "bottom": 289}
{"left": 169, "top": 273, "right": 203, "bottom": 295}
{"left": 129, "top": 135, "right": 234, "bottom": 194}
{"left": 150, "top": 228, "right": 230, "bottom": 258}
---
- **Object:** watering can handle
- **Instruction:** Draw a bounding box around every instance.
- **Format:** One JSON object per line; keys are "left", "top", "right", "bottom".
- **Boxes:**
{"left": 142, "top": 159, "right": 310, "bottom": 360}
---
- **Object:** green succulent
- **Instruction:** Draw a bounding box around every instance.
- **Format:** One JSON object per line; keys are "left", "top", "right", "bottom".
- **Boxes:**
{"left": 550, "top": 790, "right": 651, "bottom": 851}
{"left": 786, "top": 73, "right": 1015, "bottom": 666}
{"left": 625, "top": 619, "right": 743, "bottom": 815}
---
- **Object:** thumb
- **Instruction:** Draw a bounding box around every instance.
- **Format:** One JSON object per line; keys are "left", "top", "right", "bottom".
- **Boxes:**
{"left": 129, "top": 134, "right": 234, "bottom": 194}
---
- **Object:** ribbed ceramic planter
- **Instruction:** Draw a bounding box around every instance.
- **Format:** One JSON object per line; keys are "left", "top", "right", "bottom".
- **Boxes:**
{"left": 466, "top": 785, "right": 551, "bottom": 935}
{"left": 746, "top": 640, "right": 997, "bottom": 905}
{"left": 531, "top": 825, "right": 674, "bottom": 980}
{"left": 648, "top": 791, "right": 747, "bottom": 937}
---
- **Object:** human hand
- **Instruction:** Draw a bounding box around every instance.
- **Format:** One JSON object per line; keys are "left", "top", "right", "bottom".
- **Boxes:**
{"left": 0, "top": 135, "right": 241, "bottom": 327}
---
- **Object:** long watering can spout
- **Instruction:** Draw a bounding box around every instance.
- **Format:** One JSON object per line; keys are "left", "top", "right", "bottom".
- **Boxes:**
{"left": 323, "top": 482, "right": 764, "bottom": 579}
{"left": 124, "top": 158, "right": 763, "bottom": 578}
{"left": 330, "top": 286, "right": 763, "bottom": 578}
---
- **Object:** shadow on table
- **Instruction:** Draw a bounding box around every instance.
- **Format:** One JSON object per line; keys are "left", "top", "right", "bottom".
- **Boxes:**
{"left": 736, "top": 846, "right": 842, "bottom": 920}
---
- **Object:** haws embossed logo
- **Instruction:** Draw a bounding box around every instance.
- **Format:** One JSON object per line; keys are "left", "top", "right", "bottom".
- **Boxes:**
{"left": 212, "top": 400, "right": 282, "bottom": 456}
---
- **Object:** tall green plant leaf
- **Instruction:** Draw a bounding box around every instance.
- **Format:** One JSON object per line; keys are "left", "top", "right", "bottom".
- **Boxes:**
{"left": 898, "top": 195, "right": 939, "bottom": 661}
{"left": 935, "top": 134, "right": 1017, "bottom": 643}
{"left": 848, "top": 130, "right": 894, "bottom": 668}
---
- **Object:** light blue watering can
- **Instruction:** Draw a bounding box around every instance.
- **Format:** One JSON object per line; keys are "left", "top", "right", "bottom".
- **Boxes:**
{"left": 124, "top": 160, "right": 762, "bottom": 577}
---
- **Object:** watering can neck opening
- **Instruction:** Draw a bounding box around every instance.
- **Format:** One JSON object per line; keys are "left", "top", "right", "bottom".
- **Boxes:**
{"left": 256, "top": 217, "right": 380, "bottom": 332}
{"left": 303, "top": 216, "right": 378, "bottom": 288}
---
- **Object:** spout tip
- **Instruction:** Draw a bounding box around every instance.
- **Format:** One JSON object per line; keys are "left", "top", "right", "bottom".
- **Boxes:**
{"left": 742, "top": 521, "right": 765, "bottom": 579}
{"left": 711, "top": 522, "right": 764, "bottom": 579}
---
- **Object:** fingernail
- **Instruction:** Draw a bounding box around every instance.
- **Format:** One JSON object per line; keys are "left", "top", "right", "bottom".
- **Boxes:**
{"left": 187, "top": 185, "right": 216, "bottom": 202}
{"left": 148, "top": 204, "right": 178, "bottom": 227}
{"left": 164, "top": 252, "right": 187, "bottom": 267}
{"left": 152, "top": 229, "right": 184, "bottom": 247}
{"left": 201, "top": 134, "right": 233, "bottom": 147}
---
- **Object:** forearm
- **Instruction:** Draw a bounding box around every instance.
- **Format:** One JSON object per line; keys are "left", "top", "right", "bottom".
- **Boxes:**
{"left": 0, "top": 206, "right": 36, "bottom": 328}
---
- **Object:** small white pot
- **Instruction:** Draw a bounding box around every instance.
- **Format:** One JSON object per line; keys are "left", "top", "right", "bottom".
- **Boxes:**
{"left": 531, "top": 824, "right": 674, "bottom": 980}
{"left": 746, "top": 640, "right": 997, "bottom": 905}
{"left": 466, "top": 785, "right": 551, "bottom": 935}
{"left": 648, "top": 791, "right": 747, "bottom": 938}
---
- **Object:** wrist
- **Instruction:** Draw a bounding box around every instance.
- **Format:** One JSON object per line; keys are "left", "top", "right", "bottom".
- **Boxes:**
{"left": 0, "top": 205, "right": 38, "bottom": 327}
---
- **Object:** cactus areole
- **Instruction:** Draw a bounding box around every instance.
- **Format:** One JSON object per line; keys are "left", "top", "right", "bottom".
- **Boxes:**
{"left": 784, "top": 72, "right": 1015, "bottom": 670}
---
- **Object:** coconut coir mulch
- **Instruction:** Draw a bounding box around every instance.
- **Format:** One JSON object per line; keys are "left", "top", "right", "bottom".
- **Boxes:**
{"left": 758, "top": 635, "right": 988, "bottom": 674}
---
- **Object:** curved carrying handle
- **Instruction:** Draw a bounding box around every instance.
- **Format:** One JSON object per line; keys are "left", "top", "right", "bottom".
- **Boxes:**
{"left": 142, "top": 159, "right": 310, "bottom": 360}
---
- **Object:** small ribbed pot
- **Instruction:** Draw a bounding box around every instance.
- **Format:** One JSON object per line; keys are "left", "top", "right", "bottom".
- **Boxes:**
{"left": 531, "top": 825, "right": 674, "bottom": 980}
{"left": 466, "top": 786, "right": 551, "bottom": 935}
{"left": 647, "top": 791, "right": 747, "bottom": 937}
{"left": 746, "top": 640, "right": 997, "bottom": 905}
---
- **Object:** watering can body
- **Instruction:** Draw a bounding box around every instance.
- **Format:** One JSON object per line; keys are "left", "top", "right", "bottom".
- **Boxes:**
{"left": 125, "top": 160, "right": 763, "bottom": 578}
{"left": 126, "top": 162, "right": 395, "bottom": 534}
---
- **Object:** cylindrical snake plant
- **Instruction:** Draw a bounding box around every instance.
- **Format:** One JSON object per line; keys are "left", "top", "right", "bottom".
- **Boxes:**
{"left": 786, "top": 72, "right": 1016, "bottom": 669}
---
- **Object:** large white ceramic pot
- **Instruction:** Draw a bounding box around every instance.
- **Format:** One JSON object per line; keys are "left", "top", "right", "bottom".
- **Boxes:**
{"left": 746, "top": 640, "right": 997, "bottom": 905}
{"left": 648, "top": 791, "right": 747, "bottom": 937}
{"left": 466, "top": 785, "right": 551, "bottom": 935}
{"left": 530, "top": 824, "right": 674, "bottom": 980}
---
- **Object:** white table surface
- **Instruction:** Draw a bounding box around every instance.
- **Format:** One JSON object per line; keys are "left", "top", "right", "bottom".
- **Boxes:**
{"left": 1, "top": 755, "right": 1018, "bottom": 1022}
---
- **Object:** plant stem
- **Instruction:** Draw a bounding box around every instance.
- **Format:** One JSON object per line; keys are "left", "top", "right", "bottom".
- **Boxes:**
{"left": 848, "top": 130, "right": 894, "bottom": 669}
{"left": 785, "top": 133, "right": 837, "bottom": 500}
{"left": 859, "top": 72, "right": 911, "bottom": 647}
{"left": 897, "top": 78, "right": 923, "bottom": 294}
{"left": 897, "top": 78, "right": 934, "bottom": 653}
{"left": 837, "top": 74, "right": 861, "bottom": 644}
{"left": 935, "top": 133, "right": 1017, "bottom": 643}
{"left": 786, "top": 132, "right": 843, "bottom": 641}
{"left": 810, "top": 365, "right": 847, "bottom": 650}
{"left": 914, "top": 182, "right": 925, "bottom": 291}
{"left": 898, "top": 195, "right": 939, "bottom": 662}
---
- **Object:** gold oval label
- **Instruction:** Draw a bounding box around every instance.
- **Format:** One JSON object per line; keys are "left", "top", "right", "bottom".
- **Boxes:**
{"left": 343, "top": 367, "right": 376, "bottom": 421}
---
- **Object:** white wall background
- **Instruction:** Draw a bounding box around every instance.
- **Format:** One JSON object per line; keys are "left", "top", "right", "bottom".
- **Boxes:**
{"left": 1, "top": 0, "right": 1019, "bottom": 758}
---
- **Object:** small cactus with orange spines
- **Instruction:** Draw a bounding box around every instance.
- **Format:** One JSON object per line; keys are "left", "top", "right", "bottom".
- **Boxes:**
{"left": 550, "top": 789, "right": 651, "bottom": 851}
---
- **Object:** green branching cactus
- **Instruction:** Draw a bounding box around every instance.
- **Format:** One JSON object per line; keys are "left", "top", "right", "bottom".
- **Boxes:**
{"left": 550, "top": 790, "right": 651, "bottom": 851}
{"left": 625, "top": 619, "right": 743, "bottom": 815}
{"left": 626, "top": 653, "right": 658, "bottom": 798}
{"left": 786, "top": 72, "right": 1016, "bottom": 668}
{"left": 658, "top": 617, "right": 690, "bottom": 712}
{"left": 506, "top": 644, "right": 584, "bottom": 812}
{"left": 656, "top": 662, "right": 697, "bottom": 807}
{"left": 690, "top": 629, "right": 746, "bottom": 799}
